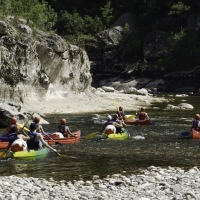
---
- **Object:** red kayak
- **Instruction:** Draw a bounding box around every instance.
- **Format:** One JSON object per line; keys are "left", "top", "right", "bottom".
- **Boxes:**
{"left": 191, "top": 128, "right": 200, "bottom": 139}
{"left": 44, "top": 130, "right": 81, "bottom": 145}
{"left": 0, "top": 130, "right": 81, "bottom": 149}
{"left": 125, "top": 119, "right": 153, "bottom": 126}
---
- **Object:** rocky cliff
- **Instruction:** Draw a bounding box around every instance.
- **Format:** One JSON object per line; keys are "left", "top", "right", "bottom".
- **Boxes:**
{"left": 0, "top": 18, "right": 92, "bottom": 104}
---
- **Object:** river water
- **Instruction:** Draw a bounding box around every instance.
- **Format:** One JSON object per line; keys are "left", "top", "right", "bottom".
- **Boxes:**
{"left": 0, "top": 94, "right": 200, "bottom": 182}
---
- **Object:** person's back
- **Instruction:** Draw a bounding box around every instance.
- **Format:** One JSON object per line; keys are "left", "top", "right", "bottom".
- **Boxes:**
{"left": 27, "top": 123, "right": 40, "bottom": 150}
{"left": 192, "top": 114, "right": 200, "bottom": 130}
{"left": 57, "top": 118, "right": 77, "bottom": 138}
{"left": 137, "top": 107, "right": 149, "bottom": 120}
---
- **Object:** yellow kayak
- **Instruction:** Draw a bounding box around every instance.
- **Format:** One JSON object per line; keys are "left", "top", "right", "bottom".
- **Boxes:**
{"left": 102, "top": 129, "right": 129, "bottom": 140}
{"left": 11, "top": 148, "right": 50, "bottom": 160}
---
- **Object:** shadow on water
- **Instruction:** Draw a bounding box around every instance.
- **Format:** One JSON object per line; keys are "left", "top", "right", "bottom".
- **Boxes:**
{"left": 0, "top": 94, "right": 200, "bottom": 182}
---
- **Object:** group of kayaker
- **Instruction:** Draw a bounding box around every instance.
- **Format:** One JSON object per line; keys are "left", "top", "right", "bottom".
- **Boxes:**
{"left": 99, "top": 106, "right": 150, "bottom": 136}
{"left": 1, "top": 116, "right": 76, "bottom": 154}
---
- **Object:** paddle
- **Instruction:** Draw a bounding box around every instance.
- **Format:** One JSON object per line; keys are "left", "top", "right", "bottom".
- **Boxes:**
{"left": 0, "top": 112, "right": 34, "bottom": 158}
{"left": 44, "top": 133, "right": 63, "bottom": 146}
{"left": 85, "top": 132, "right": 99, "bottom": 139}
{"left": 56, "top": 152, "right": 67, "bottom": 158}
{"left": 125, "top": 115, "right": 136, "bottom": 121}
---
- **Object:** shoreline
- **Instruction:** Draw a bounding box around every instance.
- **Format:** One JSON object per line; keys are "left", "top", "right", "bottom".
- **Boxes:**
{"left": 0, "top": 166, "right": 199, "bottom": 199}
{"left": 21, "top": 92, "right": 167, "bottom": 115}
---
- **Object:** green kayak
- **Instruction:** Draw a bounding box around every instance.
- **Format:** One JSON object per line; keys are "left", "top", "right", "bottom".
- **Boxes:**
{"left": 11, "top": 148, "right": 50, "bottom": 160}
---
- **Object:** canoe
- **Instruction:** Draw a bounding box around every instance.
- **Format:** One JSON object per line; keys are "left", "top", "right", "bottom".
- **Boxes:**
{"left": 0, "top": 142, "right": 9, "bottom": 149}
{"left": 44, "top": 130, "right": 81, "bottom": 145}
{"left": 191, "top": 128, "right": 200, "bottom": 139}
{"left": 125, "top": 119, "right": 154, "bottom": 126}
{"left": 0, "top": 130, "right": 81, "bottom": 149}
{"left": 11, "top": 148, "right": 50, "bottom": 160}
{"left": 102, "top": 129, "right": 129, "bottom": 141}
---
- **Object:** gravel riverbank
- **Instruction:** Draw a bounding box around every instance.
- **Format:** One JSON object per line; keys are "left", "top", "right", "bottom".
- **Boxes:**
{"left": 0, "top": 166, "right": 198, "bottom": 200}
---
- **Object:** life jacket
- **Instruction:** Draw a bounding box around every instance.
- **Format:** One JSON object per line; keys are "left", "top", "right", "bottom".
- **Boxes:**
{"left": 112, "top": 119, "right": 121, "bottom": 133}
{"left": 139, "top": 112, "right": 146, "bottom": 120}
{"left": 27, "top": 132, "right": 40, "bottom": 150}
{"left": 58, "top": 125, "right": 66, "bottom": 134}
{"left": 8, "top": 132, "right": 18, "bottom": 145}
{"left": 7, "top": 124, "right": 18, "bottom": 135}
{"left": 104, "top": 121, "right": 114, "bottom": 126}
{"left": 192, "top": 120, "right": 200, "bottom": 129}
{"left": 117, "top": 111, "right": 125, "bottom": 120}
{"left": 104, "top": 125, "right": 116, "bottom": 135}
{"left": 11, "top": 139, "right": 27, "bottom": 152}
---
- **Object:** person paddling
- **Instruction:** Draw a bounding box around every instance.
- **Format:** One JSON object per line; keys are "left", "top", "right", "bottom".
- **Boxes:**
{"left": 9, "top": 126, "right": 30, "bottom": 153}
{"left": 112, "top": 114, "right": 127, "bottom": 133}
{"left": 116, "top": 106, "right": 126, "bottom": 120}
{"left": 191, "top": 114, "right": 200, "bottom": 130}
{"left": 30, "top": 116, "right": 46, "bottom": 136}
{"left": 100, "top": 115, "right": 123, "bottom": 135}
{"left": 27, "top": 123, "right": 58, "bottom": 153}
{"left": 136, "top": 107, "right": 150, "bottom": 120}
{"left": 2, "top": 117, "right": 22, "bottom": 136}
{"left": 56, "top": 118, "right": 77, "bottom": 138}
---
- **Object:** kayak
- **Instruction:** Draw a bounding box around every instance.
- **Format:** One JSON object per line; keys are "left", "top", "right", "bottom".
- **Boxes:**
{"left": 125, "top": 119, "right": 154, "bottom": 126}
{"left": 0, "top": 130, "right": 81, "bottom": 149}
{"left": 191, "top": 128, "right": 200, "bottom": 139}
{"left": 11, "top": 148, "right": 50, "bottom": 160}
{"left": 179, "top": 129, "right": 200, "bottom": 139}
{"left": 102, "top": 129, "right": 129, "bottom": 140}
{"left": 44, "top": 130, "right": 81, "bottom": 145}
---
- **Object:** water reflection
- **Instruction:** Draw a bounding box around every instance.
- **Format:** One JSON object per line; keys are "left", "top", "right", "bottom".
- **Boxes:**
{"left": 0, "top": 94, "right": 200, "bottom": 182}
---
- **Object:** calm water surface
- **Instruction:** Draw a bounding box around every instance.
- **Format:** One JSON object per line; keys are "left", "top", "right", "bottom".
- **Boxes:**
{"left": 0, "top": 94, "right": 200, "bottom": 182}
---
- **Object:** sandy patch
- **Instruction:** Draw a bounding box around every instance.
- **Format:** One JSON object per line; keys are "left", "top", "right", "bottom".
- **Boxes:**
{"left": 21, "top": 91, "right": 167, "bottom": 115}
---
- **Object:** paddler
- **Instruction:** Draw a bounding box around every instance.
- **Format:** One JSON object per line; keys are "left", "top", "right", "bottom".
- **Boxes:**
{"left": 136, "top": 107, "right": 150, "bottom": 120}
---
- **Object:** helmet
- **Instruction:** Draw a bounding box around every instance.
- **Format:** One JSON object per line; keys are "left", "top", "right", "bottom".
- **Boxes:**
{"left": 119, "top": 106, "right": 123, "bottom": 111}
{"left": 141, "top": 107, "right": 145, "bottom": 111}
{"left": 195, "top": 114, "right": 200, "bottom": 120}
{"left": 107, "top": 115, "right": 112, "bottom": 120}
{"left": 10, "top": 117, "right": 17, "bottom": 124}
{"left": 60, "top": 118, "right": 67, "bottom": 125}
{"left": 33, "top": 116, "right": 40, "bottom": 123}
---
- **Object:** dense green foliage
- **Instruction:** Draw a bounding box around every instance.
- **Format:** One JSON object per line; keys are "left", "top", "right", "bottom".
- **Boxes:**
{"left": 0, "top": 0, "right": 57, "bottom": 30}
{"left": 0, "top": 0, "right": 200, "bottom": 71}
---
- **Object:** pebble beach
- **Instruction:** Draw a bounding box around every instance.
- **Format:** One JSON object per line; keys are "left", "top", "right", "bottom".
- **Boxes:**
{"left": 0, "top": 166, "right": 198, "bottom": 200}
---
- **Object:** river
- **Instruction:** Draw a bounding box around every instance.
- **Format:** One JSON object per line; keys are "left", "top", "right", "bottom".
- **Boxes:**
{"left": 0, "top": 94, "right": 200, "bottom": 182}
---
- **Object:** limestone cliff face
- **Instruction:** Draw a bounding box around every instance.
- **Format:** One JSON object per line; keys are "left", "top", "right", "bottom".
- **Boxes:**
{"left": 0, "top": 19, "right": 92, "bottom": 103}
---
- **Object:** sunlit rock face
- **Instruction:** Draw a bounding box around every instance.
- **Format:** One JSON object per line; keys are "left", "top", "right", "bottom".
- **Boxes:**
{"left": 0, "top": 20, "right": 92, "bottom": 103}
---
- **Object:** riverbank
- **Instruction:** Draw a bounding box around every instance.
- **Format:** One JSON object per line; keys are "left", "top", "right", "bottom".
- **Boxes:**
{"left": 0, "top": 166, "right": 198, "bottom": 199}
{"left": 21, "top": 91, "right": 167, "bottom": 114}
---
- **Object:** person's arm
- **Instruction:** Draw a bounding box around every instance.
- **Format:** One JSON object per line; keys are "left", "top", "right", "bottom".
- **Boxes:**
{"left": 145, "top": 113, "right": 150, "bottom": 120}
{"left": 113, "top": 122, "right": 123, "bottom": 128}
{"left": 17, "top": 134, "right": 30, "bottom": 141}
{"left": 66, "top": 127, "right": 77, "bottom": 137}
{"left": 37, "top": 134, "right": 57, "bottom": 153}
{"left": 38, "top": 125, "right": 46, "bottom": 135}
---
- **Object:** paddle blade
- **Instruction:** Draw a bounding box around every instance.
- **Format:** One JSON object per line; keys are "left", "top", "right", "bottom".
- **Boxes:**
{"left": 18, "top": 124, "right": 30, "bottom": 132}
{"left": 57, "top": 152, "right": 67, "bottom": 158}
{"left": 113, "top": 100, "right": 118, "bottom": 109}
{"left": 85, "top": 132, "right": 97, "bottom": 139}
{"left": 151, "top": 121, "right": 155, "bottom": 126}
{"left": 125, "top": 115, "right": 136, "bottom": 121}
{"left": 0, "top": 152, "right": 7, "bottom": 158}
